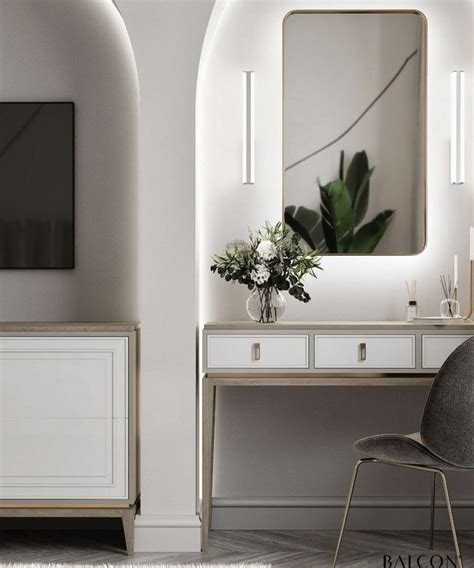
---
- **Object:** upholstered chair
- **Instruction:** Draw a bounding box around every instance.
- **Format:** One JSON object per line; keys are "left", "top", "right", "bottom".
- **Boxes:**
{"left": 333, "top": 337, "right": 474, "bottom": 568}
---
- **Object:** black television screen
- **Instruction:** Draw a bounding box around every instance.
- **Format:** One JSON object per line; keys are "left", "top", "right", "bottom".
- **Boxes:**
{"left": 0, "top": 102, "right": 74, "bottom": 268}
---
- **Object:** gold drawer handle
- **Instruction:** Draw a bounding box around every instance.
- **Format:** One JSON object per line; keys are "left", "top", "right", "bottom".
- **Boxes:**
{"left": 253, "top": 342, "right": 261, "bottom": 361}
{"left": 359, "top": 342, "right": 367, "bottom": 361}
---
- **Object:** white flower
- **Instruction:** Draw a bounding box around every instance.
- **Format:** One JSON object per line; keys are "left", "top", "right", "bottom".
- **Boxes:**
{"left": 257, "top": 240, "right": 277, "bottom": 261}
{"left": 225, "top": 239, "right": 249, "bottom": 253}
{"left": 251, "top": 264, "right": 271, "bottom": 285}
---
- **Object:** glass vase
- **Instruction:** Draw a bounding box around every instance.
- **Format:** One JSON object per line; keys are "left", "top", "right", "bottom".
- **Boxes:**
{"left": 440, "top": 298, "right": 460, "bottom": 318}
{"left": 246, "top": 287, "right": 286, "bottom": 323}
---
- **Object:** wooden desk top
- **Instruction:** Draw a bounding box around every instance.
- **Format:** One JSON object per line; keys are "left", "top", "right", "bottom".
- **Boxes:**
{"left": 204, "top": 320, "right": 474, "bottom": 330}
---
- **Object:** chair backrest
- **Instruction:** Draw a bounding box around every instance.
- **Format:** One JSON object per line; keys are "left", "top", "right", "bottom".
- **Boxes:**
{"left": 421, "top": 336, "right": 474, "bottom": 468}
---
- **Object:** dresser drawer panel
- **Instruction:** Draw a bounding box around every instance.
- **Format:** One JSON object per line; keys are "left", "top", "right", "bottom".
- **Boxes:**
{"left": 206, "top": 334, "right": 309, "bottom": 369}
{"left": 0, "top": 417, "right": 128, "bottom": 500}
{"left": 0, "top": 337, "right": 128, "bottom": 418}
{"left": 422, "top": 335, "right": 471, "bottom": 369}
{"left": 0, "top": 355, "right": 113, "bottom": 418}
{"left": 314, "top": 335, "right": 415, "bottom": 369}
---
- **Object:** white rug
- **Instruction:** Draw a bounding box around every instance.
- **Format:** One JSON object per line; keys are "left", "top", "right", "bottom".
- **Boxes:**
{"left": 0, "top": 564, "right": 270, "bottom": 568}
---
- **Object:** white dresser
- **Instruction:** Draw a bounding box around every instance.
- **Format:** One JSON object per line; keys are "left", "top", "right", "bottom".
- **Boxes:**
{"left": 0, "top": 322, "right": 139, "bottom": 553}
{"left": 201, "top": 321, "right": 474, "bottom": 550}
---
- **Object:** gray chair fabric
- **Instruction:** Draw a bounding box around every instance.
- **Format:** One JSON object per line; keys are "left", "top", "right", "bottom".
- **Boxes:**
{"left": 354, "top": 337, "right": 474, "bottom": 469}
{"left": 421, "top": 337, "right": 474, "bottom": 468}
{"left": 353, "top": 432, "right": 464, "bottom": 470}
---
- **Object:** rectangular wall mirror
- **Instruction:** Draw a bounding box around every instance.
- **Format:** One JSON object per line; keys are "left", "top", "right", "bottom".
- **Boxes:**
{"left": 283, "top": 11, "right": 426, "bottom": 255}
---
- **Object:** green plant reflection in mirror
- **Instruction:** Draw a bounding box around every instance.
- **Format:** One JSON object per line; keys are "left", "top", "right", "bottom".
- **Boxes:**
{"left": 285, "top": 150, "right": 395, "bottom": 254}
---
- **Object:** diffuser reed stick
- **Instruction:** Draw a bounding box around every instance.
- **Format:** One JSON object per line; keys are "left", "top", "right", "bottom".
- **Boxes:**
{"left": 466, "top": 228, "right": 474, "bottom": 320}
{"left": 453, "top": 254, "right": 458, "bottom": 301}
{"left": 440, "top": 274, "right": 460, "bottom": 318}
{"left": 405, "top": 280, "right": 417, "bottom": 302}
{"left": 466, "top": 260, "right": 474, "bottom": 320}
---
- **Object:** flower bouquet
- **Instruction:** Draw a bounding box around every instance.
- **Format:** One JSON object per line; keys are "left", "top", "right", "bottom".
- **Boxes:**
{"left": 210, "top": 222, "right": 322, "bottom": 323}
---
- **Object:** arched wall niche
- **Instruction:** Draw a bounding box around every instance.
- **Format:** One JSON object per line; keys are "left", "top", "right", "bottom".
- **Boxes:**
{"left": 196, "top": 0, "right": 474, "bottom": 527}
{"left": 0, "top": 0, "right": 139, "bottom": 321}
{"left": 197, "top": 0, "right": 472, "bottom": 325}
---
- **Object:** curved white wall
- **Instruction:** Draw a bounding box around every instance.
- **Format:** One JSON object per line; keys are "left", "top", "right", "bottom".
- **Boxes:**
{"left": 0, "top": 0, "right": 139, "bottom": 321}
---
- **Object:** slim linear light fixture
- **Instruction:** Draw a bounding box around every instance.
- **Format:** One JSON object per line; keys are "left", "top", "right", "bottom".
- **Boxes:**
{"left": 451, "top": 70, "right": 465, "bottom": 185}
{"left": 242, "top": 70, "right": 255, "bottom": 185}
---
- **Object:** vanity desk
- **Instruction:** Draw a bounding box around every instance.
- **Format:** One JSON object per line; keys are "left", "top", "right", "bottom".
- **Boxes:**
{"left": 201, "top": 320, "right": 474, "bottom": 549}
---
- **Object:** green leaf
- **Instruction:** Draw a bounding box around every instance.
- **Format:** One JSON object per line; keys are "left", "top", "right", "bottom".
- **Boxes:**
{"left": 284, "top": 206, "right": 325, "bottom": 251}
{"left": 338, "top": 150, "right": 344, "bottom": 181}
{"left": 348, "top": 209, "right": 395, "bottom": 253}
{"left": 345, "top": 151, "right": 369, "bottom": 202}
{"left": 319, "top": 179, "right": 355, "bottom": 253}
{"left": 352, "top": 167, "right": 375, "bottom": 226}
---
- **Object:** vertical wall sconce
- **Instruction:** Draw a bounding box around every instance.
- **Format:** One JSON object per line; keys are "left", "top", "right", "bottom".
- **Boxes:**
{"left": 450, "top": 70, "right": 465, "bottom": 185}
{"left": 242, "top": 71, "right": 255, "bottom": 185}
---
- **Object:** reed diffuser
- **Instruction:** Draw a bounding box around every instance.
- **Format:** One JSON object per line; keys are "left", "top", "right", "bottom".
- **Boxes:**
{"left": 405, "top": 280, "right": 420, "bottom": 321}
{"left": 440, "top": 274, "right": 461, "bottom": 318}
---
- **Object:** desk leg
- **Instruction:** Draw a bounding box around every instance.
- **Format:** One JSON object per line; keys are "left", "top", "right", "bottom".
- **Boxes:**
{"left": 202, "top": 377, "right": 216, "bottom": 552}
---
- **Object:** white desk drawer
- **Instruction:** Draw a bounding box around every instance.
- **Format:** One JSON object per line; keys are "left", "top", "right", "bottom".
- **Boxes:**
{"left": 206, "top": 334, "right": 309, "bottom": 369}
{"left": 314, "top": 335, "right": 415, "bottom": 369}
{"left": 422, "top": 335, "right": 471, "bottom": 369}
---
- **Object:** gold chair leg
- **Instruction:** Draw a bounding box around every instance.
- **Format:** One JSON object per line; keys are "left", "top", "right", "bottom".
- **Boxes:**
{"left": 429, "top": 472, "right": 436, "bottom": 549}
{"left": 439, "top": 471, "right": 463, "bottom": 568}
{"left": 332, "top": 459, "right": 366, "bottom": 568}
{"left": 333, "top": 459, "right": 464, "bottom": 567}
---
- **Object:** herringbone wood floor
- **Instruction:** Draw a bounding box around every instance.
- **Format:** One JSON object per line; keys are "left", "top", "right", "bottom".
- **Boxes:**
{"left": 0, "top": 529, "right": 473, "bottom": 566}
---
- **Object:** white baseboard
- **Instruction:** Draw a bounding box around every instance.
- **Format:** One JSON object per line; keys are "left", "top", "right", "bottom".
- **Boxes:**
{"left": 211, "top": 497, "right": 474, "bottom": 530}
{"left": 134, "top": 514, "right": 201, "bottom": 552}
{"left": 133, "top": 497, "right": 474, "bottom": 551}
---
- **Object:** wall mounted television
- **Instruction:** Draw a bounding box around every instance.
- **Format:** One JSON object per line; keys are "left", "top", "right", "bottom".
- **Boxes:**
{"left": 0, "top": 102, "right": 74, "bottom": 268}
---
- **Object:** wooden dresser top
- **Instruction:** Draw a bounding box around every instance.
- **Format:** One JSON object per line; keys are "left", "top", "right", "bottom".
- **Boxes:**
{"left": 0, "top": 322, "right": 140, "bottom": 332}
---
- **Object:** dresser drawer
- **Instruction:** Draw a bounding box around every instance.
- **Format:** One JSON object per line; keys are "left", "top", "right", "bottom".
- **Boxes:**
{"left": 314, "top": 335, "right": 415, "bottom": 369}
{"left": 422, "top": 335, "right": 471, "bottom": 369}
{"left": 0, "top": 418, "right": 128, "bottom": 499}
{"left": 206, "top": 334, "right": 309, "bottom": 369}
{"left": 0, "top": 337, "right": 128, "bottom": 418}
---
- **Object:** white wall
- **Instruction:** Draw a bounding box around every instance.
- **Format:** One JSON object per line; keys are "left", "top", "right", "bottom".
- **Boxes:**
{"left": 198, "top": 0, "right": 474, "bottom": 528}
{"left": 0, "top": 0, "right": 213, "bottom": 551}
{"left": 117, "top": 0, "right": 214, "bottom": 552}
{"left": 0, "top": 0, "right": 139, "bottom": 322}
